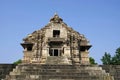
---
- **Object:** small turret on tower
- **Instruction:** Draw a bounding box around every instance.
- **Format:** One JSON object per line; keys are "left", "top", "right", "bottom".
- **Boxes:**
{"left": 50, "top": 13, "right": 63, "bottom": 23}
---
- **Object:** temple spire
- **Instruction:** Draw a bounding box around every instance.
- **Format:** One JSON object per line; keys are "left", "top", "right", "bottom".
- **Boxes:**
{"left": 54, "top": 12, "right": 58, "bottom": 15}
{"left": 50, "top": 13, "right": 63, "bottom": 23}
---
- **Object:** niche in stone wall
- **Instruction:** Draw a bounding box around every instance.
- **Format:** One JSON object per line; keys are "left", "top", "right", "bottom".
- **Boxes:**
{"left": 53, "top": 30, "right": 60, "bottom": 38}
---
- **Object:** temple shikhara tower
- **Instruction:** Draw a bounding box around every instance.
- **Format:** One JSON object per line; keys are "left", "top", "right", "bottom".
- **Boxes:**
{"left": 21, "top": 14, "right": 91, "bottom": 65}
{"left": 3, "top": 14, "right": 114, "bottom": 80}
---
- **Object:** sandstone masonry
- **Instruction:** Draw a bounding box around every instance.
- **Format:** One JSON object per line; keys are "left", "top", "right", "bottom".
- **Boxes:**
{"left": 2, "top": 14, "right": 114, "bottom": 80}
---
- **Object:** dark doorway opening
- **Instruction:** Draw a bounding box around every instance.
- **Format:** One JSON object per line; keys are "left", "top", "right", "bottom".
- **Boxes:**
{"left": 54, "top": 49, "right": 58, "bottom": 56}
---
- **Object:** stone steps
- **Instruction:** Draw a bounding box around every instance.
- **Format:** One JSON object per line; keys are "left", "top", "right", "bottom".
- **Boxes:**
{"left": 6, "top": 74, "right": 100, "bottom": 80}
{"left": 0, "top": 64, "right": 16, "bottom": 79}
{"left": 3, "top": 64, "right": 113, "bottom": 80}
{"left": 45, "top": 57, "right": 71, "bottom": 65}
{"left": 100, "top": 65, "right": 120, "bottom": 80}
{"left": 5, "top": 75, "right": 98, "bottom": 80}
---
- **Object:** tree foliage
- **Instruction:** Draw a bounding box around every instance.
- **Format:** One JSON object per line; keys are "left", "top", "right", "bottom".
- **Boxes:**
{"left": 101, "top": 47, "right": 120, "bottom": 65}
{"left": 89, "top": 57, "right": 97, "bottom": 65}
{"left": 112, "top": 47, "right": 120, "bottom": 65}
{"left": 13, "top": 59, "right": 22, "bottom": 65}
{"left": 101, "top": 52, "right": 112, "bottom": 65}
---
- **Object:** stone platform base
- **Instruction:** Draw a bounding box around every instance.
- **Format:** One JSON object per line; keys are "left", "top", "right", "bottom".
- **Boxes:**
{"left": 3, "top": 64, "right": 114, "bottom": 80}
{"left": 0, "top": 64, "right": 16, "bottom": 79}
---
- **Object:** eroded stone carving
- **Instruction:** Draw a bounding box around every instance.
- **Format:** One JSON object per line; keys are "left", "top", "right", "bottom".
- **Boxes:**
{"left": 21, "top": 14, "right": 91, "bottom": 65}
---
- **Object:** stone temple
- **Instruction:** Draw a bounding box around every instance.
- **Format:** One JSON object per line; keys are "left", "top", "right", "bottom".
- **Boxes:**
{"left": 3, "top": 14, "right": 114, "bottom": 80}
{"left": 21, "top": 13, "right": 91, "bottom": 65}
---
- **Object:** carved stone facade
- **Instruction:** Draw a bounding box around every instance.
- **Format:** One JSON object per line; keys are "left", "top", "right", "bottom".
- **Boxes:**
{"left": 2, "top": 14, "right": 114, "bottom": 80}
{"left": 21, "top": 14, "right": 91, "bottom": 65}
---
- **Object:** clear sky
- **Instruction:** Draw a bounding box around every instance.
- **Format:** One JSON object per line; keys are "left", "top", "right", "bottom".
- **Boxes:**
{"left": 0, "top": 0, "right": 120, "bottom": 64}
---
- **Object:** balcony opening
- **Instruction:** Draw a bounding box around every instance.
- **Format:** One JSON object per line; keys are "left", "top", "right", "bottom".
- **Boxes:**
{"left": 53, "top": 30, "right": 60, "bottom": 37}
{"left": 27, "top": 46, "right": 32, "bottom": 51}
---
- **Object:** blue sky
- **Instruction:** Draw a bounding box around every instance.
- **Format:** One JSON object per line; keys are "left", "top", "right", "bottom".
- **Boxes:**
{"left": 0, "top": 0, "right": 120, "bottom": 64}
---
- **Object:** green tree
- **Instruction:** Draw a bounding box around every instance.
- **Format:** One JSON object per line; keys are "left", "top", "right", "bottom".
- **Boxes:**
{"left": 101, "top": 52, "right": 112, "bottom": 65}
{"left": 112, "top": 47, "right": 120, "bottom": 65}
{"left": 13, "top": 59, "right": 22, "bottom": 65}
{"left": 89, "top": 57, "right": 97, "bottom": 65}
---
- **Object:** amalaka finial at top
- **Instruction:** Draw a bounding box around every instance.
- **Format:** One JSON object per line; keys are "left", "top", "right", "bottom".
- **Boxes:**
{"left": 50, "top": 13, "right": 63, "bottom": 23}
{"left": 54, "top": 12, "right": 58, "bottom": 15}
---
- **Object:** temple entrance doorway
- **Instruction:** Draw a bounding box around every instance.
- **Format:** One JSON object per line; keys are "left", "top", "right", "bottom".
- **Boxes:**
{"left": 49, "top": 48, "right": 61, "bottom": 56}
{"left": 54, "top": 49, "right": 58, "bottom": 56}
